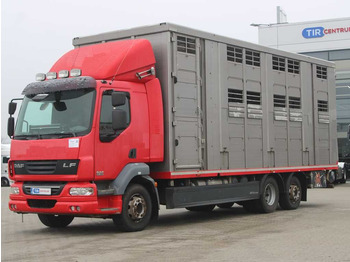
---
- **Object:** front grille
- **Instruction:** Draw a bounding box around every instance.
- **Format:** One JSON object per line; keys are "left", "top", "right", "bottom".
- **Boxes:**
{"left": 26, "top": 161, "right": 57, "bottom": 174}
{"left": 23, "top": 182, "right": 66, "bottom": 196}
{"left": 14, "top": 160, "right": 79, "bottom": 175}
{"left": 27, "top": 199, "right": 57, "bottom": 209}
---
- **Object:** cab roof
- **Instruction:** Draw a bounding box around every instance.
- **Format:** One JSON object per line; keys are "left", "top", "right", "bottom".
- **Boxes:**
{"left": 50, "top": 39, "right": 156, "bottom": 81}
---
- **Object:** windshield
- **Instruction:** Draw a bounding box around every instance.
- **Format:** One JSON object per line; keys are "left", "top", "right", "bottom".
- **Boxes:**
{"left": 14, "top": 88, "right": 96, "bottom": 140}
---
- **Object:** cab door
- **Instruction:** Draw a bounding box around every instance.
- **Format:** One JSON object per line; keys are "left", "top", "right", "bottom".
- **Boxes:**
{"left": 94, "top": 85, "right": 150, "bottom": 180}
{"left": 94, "top": 87, "right": 132, "bottom": 180}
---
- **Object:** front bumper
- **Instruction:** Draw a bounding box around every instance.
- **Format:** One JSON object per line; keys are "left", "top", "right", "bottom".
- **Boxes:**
{"left": 9, "top": 182, "right": 122, "bottom": 216}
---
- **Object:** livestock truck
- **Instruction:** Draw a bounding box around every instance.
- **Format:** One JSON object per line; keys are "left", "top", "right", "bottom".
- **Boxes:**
{"left": 8, "top": 23, "right": 338, "bottom": 231}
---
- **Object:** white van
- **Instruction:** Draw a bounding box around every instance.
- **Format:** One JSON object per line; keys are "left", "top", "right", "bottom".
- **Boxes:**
{"left": 2, "top": 144, "right": 11, "bottom": 187}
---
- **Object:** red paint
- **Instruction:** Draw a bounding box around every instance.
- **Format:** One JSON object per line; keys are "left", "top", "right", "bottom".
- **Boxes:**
{"left": 9, "top": 182, "right": 122, "bottom": 215}
{"left": 50, "top": 39, "right": 156, "bottom": 82}
{"left": 151, "top": 164, "right": 338, "bottom": 180}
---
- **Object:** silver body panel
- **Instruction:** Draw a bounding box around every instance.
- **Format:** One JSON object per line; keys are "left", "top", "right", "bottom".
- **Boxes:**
{"left": 73, "top": 23, "right": 337, "bottom": 173}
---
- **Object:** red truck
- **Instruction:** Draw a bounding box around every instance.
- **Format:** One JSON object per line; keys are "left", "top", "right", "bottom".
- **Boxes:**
{"left": 8, "top": 23, "right": 338, "bottom": 231}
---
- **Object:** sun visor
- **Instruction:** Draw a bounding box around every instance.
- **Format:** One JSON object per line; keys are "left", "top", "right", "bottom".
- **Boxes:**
{"left": 22, "top": 76, "right": 96, "bottom": 95}
{"left": 50, "top": 39, "right": 156, "bottom": 81}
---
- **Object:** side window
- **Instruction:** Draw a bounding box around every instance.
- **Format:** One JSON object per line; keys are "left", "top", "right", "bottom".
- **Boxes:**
{"left": 99, "top": 90, "right": 130, "bottom": 142}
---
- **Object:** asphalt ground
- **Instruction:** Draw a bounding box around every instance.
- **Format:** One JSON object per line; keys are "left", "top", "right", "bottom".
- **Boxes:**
{"left": 2, "top": 182, "right": 350, "bottom": 262}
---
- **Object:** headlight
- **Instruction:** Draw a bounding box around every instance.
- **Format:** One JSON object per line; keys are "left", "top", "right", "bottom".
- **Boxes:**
{"left": 69, "top": 187, "right": 94, "bottom": 196}
{"left": 10, "top": 187, "right": 20, "bottom": 195}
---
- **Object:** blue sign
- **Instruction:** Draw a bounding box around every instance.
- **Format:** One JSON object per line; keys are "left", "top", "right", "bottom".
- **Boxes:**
{"left": 302, "top": 27, "right": 325, "bottom": 38}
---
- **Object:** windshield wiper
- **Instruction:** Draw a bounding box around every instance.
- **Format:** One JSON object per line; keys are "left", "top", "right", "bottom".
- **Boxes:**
{"left": 14, "top": 134, "right": 42, "bottom": 140}
{"left": 42, "top": 132, "right": 77, "bottom": 138}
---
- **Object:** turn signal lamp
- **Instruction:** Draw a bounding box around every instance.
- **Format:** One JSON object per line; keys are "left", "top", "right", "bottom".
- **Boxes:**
{"left": 36, "top": 73, "right": 46, "bottom": 81}
{"left": 47, "top": 72, "right": 57, "bottom": 80}
{"left": 59, "top": 70, "right": 69, "bottom": 78}
{"left": 70, "top": 69, "right": 82, "bottom": 77}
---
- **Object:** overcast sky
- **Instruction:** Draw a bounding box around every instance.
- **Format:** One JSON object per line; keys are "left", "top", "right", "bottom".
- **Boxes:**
{"left": 2, "top": 0, "right": 350, "bottom": 143}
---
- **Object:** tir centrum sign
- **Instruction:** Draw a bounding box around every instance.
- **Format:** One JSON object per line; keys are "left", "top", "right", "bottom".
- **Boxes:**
{"left": 302, "top": 26, "right": 350, "bottom": 39}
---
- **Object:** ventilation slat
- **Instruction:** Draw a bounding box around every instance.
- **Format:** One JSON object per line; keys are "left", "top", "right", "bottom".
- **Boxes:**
{"left": 289, "top": 96, "right": 301, "bottom": 109}
{"left": 177, "top": 36, "right": 196, "bottom": 54}
{"left": 288, "top": 59, "right": 300, "bottom": 74}
{"left": 316, "top": 65, "right": 327, "bottom": 79}
{"left": 272, "top": 56, "right": 285, "bottom": 72}
{"left": 246, "top": 50, "right": 260, "bottom": 67}
{"left": 318, "top": 100, "right": 328, "bottom": 112}
{"left": 247, "top": 91, "right": 261, "bottom": 105}
{"left": 228, "top": 89, "right": 243, "bottom": 103}
{"left": 227, "top": 45, "right": 243, "bottom": 63}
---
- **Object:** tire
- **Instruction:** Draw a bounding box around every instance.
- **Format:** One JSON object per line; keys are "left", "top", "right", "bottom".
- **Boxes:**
{"left": 1, "top": 177, "right": 10, "bottom": 187}
{"left": 113, "top": 184, "right": 152, "bottom": 232}
{"left": 255, "top": 176, "right": 279, "bottom": 213}
{"left": 186, "top": 205, "right": 215, "bottom": 212}
{"left": 217, "top": 202, "right": 234, "bottom": 209}
{"left": 38, "top": 214, "right": 74, "bottom": 228}
{"left": 279, "top": 175, "right": 302, "bottom": 210}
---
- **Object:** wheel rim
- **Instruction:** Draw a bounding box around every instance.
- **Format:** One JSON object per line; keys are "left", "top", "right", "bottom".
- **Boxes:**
{"left": 127, "top": 193, "right": 147, "bottom": 223}
{"left": 264, "top": 183, "right": 276, "bottom": 206}
{"left": 289, "top": 184, "right": 301, "bottom": 203}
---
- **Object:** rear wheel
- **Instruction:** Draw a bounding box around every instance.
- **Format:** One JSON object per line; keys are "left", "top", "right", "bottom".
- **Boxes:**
{"left": 1, "top": 177, "right": 10, "bottom": 187}
{"left": 186, "top": 205, "right": 215, "bottom": 212}
{"left": 255, "top": 176, "right": 279, "bottom": 213}
{"left": 279, "top": 175, "right": 302, "bottom": 210}
{"left": 38, "top": 214, "right": 74, "bottom": 228}
{"left": 113, "top": 184, "right": 152, "bottom": 232}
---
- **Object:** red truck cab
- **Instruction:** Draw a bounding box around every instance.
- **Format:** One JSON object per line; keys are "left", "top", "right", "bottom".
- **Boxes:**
{"left": 8, "top": 39, "right": 163, "bottom": 231}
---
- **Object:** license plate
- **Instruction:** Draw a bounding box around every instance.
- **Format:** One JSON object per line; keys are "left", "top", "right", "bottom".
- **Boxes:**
{"left": 30, "top": 187, "right": 51, "bottom": 195}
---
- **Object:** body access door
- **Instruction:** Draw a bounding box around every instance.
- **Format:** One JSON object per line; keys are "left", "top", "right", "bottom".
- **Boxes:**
{"left": 172, "top": 34, "right": 204, "bottom": 171}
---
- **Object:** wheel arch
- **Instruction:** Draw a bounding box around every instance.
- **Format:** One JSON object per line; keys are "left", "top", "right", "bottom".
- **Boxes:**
{"left": 109, "top": 163, "right": 160, "bottom": 221}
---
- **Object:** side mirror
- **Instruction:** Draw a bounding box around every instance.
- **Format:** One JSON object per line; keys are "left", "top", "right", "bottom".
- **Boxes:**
{"left": 8, "top": 117, "right": 15, "bottom": 137}
{"left": 112, "top": 110, "right": 127, "bottom": 131}
{"left": 9, "top": 102, "right": 17, "bottom": 115}
{"left": 112, "top": 92, "right": 126, "bottom": 107}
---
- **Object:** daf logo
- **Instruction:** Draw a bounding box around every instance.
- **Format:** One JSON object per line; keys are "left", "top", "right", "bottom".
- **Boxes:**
{"left": 14, "top": 163, "right": 25, "bottom": 169}
{"left": 63, "top": 162, "right": 77, "bottom": 168}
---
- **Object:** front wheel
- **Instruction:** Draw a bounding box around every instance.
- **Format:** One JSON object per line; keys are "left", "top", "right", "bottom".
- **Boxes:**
{"left": 113, "top": 184, "right": 152, "bottom": 232}
{"left": 38, "top": 214, "right": 74, "bottom": 228}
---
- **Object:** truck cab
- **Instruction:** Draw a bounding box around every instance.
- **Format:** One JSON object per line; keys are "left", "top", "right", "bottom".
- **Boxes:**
{"left": 8, "top": 39, "right": 163, "bottom": 231}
